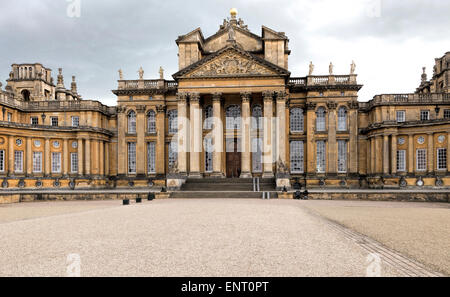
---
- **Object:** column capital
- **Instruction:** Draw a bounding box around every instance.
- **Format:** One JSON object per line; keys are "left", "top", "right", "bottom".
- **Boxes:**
{"left": 156, "top": 105, "right": 166, "bottom": 113}
{"left": 306, "top": 102, "right": 317, "bottom": 110}
{"left": 240, "top": 91, "right": 251, "bottom": 103}
{"left": 117, "top": 106, "right": 127, "bottom": 114}
{"left": 189, "top": 92, "right": 200, "bottom": 103}
{"left": 212, "top": 92, "right": 223, "bottom": 102}
{"left": 262, "top": 91, "right": 274, "bottom": 102}
{"left": 348, "top": 100, "right": 359, "bottom": 110}
{"left": 136, "top": 105, "right": 146, "bottom": 113}
{"left": 176, "top": 92, "right": 188, "bottom": 102}
{"left": 327, "top": 101, "right": 337, "bottom": 110}
{"left": 275, "top": 90, "right": 287, "bottom": 100}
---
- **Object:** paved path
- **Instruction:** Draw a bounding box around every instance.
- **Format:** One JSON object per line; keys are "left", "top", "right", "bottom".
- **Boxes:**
{"left": 0, "top": 200, "right": 439, "bottom": 277}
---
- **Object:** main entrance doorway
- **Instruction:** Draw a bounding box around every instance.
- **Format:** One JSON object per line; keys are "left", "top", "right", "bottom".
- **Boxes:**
{"left": 226, "top": 138, "right": 241, "bottom": 178}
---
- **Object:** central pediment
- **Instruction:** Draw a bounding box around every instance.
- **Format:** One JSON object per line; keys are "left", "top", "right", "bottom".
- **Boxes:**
{"left": 173, "top": 45, "right": 290, "bottom": 79}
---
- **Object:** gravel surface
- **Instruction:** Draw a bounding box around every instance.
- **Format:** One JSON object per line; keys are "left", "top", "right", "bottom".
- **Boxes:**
{"left": 301, "top": 200, "right": 450, "bottom": 275}
{"left": 0, "top": 199, "right": 404, "bottom": 277}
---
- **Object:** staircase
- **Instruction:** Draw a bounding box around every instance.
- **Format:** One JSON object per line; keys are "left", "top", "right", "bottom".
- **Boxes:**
{"left": 169, "top": 178, "right": 278, "bottom": 199}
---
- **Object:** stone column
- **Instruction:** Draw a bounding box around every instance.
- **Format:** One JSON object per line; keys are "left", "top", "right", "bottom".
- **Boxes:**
{"left": 44, "top": 138, "right": 50, "bottom": 176}
{"left": 383, "top": 134, "right": 390, "bottom": 175}
{"left": 189, "top": 93, "right": 202, "bottom": 178}
{"left": 156, "top": 105, "right": 166, "bottom": 175}
{"left": 240, "top": 92, "right": 252, "bottom": 178}
{"left": 348, "top": 101, "right": 359, "bottom": 173}
{"left": 104, "top": 142, "right": 109, "bottom": 176}
{"left": 85, "top": 138, "right": 91, "bottom": 176}
{"left": 262, "top": 91, "right": 274, "bottom": 178}
{"left": 78, "top": 139, "right": 84, "bottom": 175}
{"left": 408, "top": 134, "right": 414, "bottom": 173}
{"left": 428, "top": 133, "right": 434, "bottom": 173}
{"left": 63, "top": 139, "right": 69, "bottom": 175}
{"left": 327, "top": 101, "right": 337, "bottom": 174}
{"left": 136, "top": 105, "right": 146, "bottom": 175}
{"left": 212, "top": 92, "right": 224, "bottom": 177}
{"left": 117, "top": 106, "right": 127, "bottom": 175}
{"left": 8, "top": 136, "right": 14, "bottom": 175}
{"left": 366, "top": 138, "right": 371, "bottom": 174}
{"left": 177, "top": 93, "right": 188, "bottom": 175}
{"left": 99, "top": 140, "right": 104, "bottom": 176}
{"left": 447, "top": 132, "right": 450, "bottom": 171}
{"left": 370, "top": 137, "right": 376, "bottom": 174}
{"left": 391, "top": 134, "right": 397, "bottom": 175}
{"left": 276, "top": 91, "right": 287, "bottom": 169}
{"left": 306, "top": 102, "right": 317, "bottom": 174}
{"left": 26, "top": 137, "right": 32, "bottom": 176}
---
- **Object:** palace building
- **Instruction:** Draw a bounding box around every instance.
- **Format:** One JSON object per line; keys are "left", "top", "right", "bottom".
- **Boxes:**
{"left": 0, "top": 10, "right": 449, "bottom": 193}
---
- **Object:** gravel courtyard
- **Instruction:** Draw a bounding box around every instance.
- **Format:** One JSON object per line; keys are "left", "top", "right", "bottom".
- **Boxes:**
{"left": 0, "top": 199, "right": 445, "bottom": 277}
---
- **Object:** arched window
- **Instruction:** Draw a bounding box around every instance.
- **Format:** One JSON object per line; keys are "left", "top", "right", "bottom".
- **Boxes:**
{"left": 226, "top": 105, "right": 241, "bottom": 130}
{"left": 21, "top": 90, "right": 30, "bottom": 101}
{"left": 252, "top": 105, "right": 263, "bottom": 130}
{"left": 337, "top": 107, "right": 347, "bottom": 131}
{"left": 316, "top": 107, "right": 326, "bottom": 131}
{"left": 204, "top": 105, "right": 213, "bottom": 130}
{"left": 128, "top": 111, "right": 136, "bottom": 134}
{"left": 290, "top": 108, "right": 304, "bottom": 132}
{"left": 147, "top": 110, "right": 156, "bottom": 133}
{"left": 168, "top": 110, "right": 178, "bottom": 134}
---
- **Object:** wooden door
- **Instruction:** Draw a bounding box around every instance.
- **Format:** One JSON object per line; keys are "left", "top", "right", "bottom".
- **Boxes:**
{"left": 226, "top": 139, "right": 241, "bottom": 178}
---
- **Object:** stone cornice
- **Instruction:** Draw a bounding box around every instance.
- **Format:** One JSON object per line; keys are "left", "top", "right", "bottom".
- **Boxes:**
{"left": 0, "top": 121, "right": 114, "bottom": 137}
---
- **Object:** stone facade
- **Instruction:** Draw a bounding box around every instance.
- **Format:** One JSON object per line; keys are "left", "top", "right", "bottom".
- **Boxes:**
{"left": 0, "top": 11, "right": 449, "bottom": 192}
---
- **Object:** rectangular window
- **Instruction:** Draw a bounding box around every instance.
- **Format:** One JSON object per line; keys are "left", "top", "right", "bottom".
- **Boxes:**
{"left": 396, "top": 111, "right": 406, "bottom": 123}
{"left": 337, "top": 140, "right": 347, "bottom": 173}
{"left": 147, "top": 142, "right": 156, "bottom": 174}
{"left": 14, "top": 151, "right": 23, "bottom": 173}
{"left": 128, "top": 142, "right": 136, "bottom": 174}
{"left": 71, "top": 153, "right": 78, "bottom": 173}
{"left": 7, "top": 113, "right": 12, "bottom": 122}
{"left": 316, "top": 141, "right": 326, "bottom": 173}
{"left": 437, "top": 148, "right": 447, "bottom": 170}
{"left": 71, "top": 116, "right": 79, "bottom": 127}
{"left": 252, "top": 138, "right": 263, "bottom": 173}
{"left": 416, "top": 149, "right": 427, "bottom": 171}
{"left": 51, "top": 117, "right": 58, "bottom": 127}
{"left": 444, "top": 109, "right": 450, "bottom": 119}
{"left": 0, "top": 150, "right": 4, "bottom": 172}
{"left": 51, "top": 152, "right": 61, "bottom": 173}
{"left": 32, "top": 152, "right": 42, "bottom": 173}
{"left": 420, "top": 110, "right": 429, "bottom": 121}
{"left": 168, "top": 141, "right": 178, "bottom": 168}
{"left": 397, "top": 150, "right": 406, "bottom": 172}
{"left": 31, "top": 117, "right": 39, "bottom": 126}
{"left": 290, "top": 141, "right": 304, "bottom": 173}
{"left": 205, "top": 138, "right": 213, "bottom": 172}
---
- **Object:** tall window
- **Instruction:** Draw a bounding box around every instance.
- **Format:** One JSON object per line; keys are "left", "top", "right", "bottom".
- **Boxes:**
{"left": 0, "top": 150, "right": 5, "bottom": 172}
{"left": 7, "top": 113, "right": 12, "bottom": 122}
{"left": 337, "top": 140, "right": 347, "bottom": 173}
{"left": 290, "top": 141, "right": 304, "bottom": 173}
{"left": 226, "top": 105, "right": 241, "bottom": 130}
{"left": 416, "top": 149, "right": 427, "bottom": 171}
{"left": 128, "top": 111, "right": 136, "bottom": 134}
{"left": 420, "top": 110, "right": 430, "bottom": 121}
{"left": 337, "top": 107, "right": 347, "bottom": 131}
{"left": 204, "top": 106, "right": 213, "bottom": 130}
{"left": 168, "top": 110, "right": 178, "bottom": 134}
{"left": 397, "top": 150, "right": 406, "bottom": 172}
{"left": 147, "top": 110, "right": 156, "bottom": 133}
{"left": 316, "top": 141, "right": 326, "bottom": 173}
{"left": 252, "top": 105, "right": 263, "bottom": 131}
{"left": 396, "top": 111, "right": 406, "bottom": 123}
{"left": 252, "top": 138, "right": 263, "bottom": 173}
{"left": 51, "top": 117, "right": 58, "bottom": 127}
{"left": 204, "top": 138, "right": 213, "bottom": 172}
{"left": 444, "top": 109, "right": 450, "bottom": 119}
{"left": 316, "top": 107, "right": 326, "bottom": 132}
{"left": 437, "top": 148, "right": 447, "bottom": 170}
{"left": 147, "top": 142, "right": 156, "bottom": 173}
{"left": 71, "top": 153, "right": 78, "bottom": 173}
{"left": 52, "top": 152, "right": 61, "bottom": 173}
{"left": 71, "top": 116, "right": 79, "bottom": 127}
{"left": 32, "top": 152, "right": 42, "bottom": 173}
{"left": 128, "top": 142, "right": 136, "bottom": 174}
{"left": 290, "top": 108, "right": 304, "bottom": 132}
{"left": 168, "top": 141, "right": 178, "bottom": 168}
{"left": 14, "top": 151, "right": 23, "bottom": 173}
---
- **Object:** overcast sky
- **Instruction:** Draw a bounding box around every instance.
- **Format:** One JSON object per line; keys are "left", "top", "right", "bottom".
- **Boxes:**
{"left": 1, "top": 0, "right": 449, "bottom": 106}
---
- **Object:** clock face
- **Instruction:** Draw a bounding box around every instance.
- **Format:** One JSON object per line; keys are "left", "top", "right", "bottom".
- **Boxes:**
{"left": 398, "top": 137, "right": 405, "bottom": 145}
{"left": 16, "top": 139, "right": 22, "bottom": 146}
{"left": 438, "top": 135, "right": 445, "bottom": 143}
{"left": 72, "top": 141, "right": 78, "bottom": 149}
{"left": 417, "top": 136, "right": 425, "bottom": 145}
{"left": 53, "top": 141, "right": 60, "bottom": 148}
{"left": 417, "top": 179, "right": 424, "bottom": 187}
{"left": 34, "top": 140, "right": 41, "bottom": 147}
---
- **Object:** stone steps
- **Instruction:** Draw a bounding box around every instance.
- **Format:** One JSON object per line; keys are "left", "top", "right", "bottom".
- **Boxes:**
{"left": 169, "top": 191, "right": 279, "bottom": 199}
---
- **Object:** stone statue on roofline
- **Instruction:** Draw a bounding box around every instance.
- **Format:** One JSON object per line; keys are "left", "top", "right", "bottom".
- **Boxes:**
{"left": 309, "top": 61, "right": 314, "bottom": 75}
{"left": 350, "top": 60, "right": 356, "bottom": 74}
{"left": 138, "top": 67, "right": 144, "bottom": 80}
{"left": 159, "top": 66, "right": 164, "bottom": 79}
{"left": 118, "top": 69, "right": 123, "bottom": 80}
{"left": 329, "top": 62, "right": 334, "bottom": 75}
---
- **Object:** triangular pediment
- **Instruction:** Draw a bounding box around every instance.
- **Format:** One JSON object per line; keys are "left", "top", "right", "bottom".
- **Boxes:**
{"left": 173, "top": 45, "right": 290, "bottom": 79}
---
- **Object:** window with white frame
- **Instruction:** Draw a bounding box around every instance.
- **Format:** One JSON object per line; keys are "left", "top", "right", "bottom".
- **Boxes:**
{"left": 128, "top": 142, "right": 136, "bottom": 174}
{"left": 0, "top": 150, "right": 5, "bottom": 172}
{"left": 204, "top": 137, "right": 213, "bottom": 172}
{"left": 396, "top": 111, "right": 406, "bottom": 123}
{"left": 14, "top": 151, "right": 23, "bottom": 173}
{"left": 397, "top": 150, "right": 406, "bottom": 172}
{"left": 337, "top": 107, "right": 347, "bottom": 131}
{"left": 71, "top": 153, "right": 78, "bottom": 173}
{"left": 128, "top": 111, "right": 136, "bottom": 134}
{"left": 444, "top": 109, "right": 450, "bottom": 119}
{"left": 51, "top": 152, "right": 61, "bottom": 173}
{"left": 316, "top": 107, "right": 326, "bottom": 132}
{"left": 316, "top": 141, "right": 326, "bottom": 173}
{"left": 168, "top": 141, "right": 178, "bottom": 168}
{"left": 7, "top": 113, "right": 12, "bottom": 122}
{"left": 437, "top": 148, "right": 447, "bottom": 170}
{"left": 168, "top": 110, "right": 178, "bottom": 134}
{"left": 147, "top": 142, "right": 156, "bottom": 173}
{"left": 252, "top": 105, "right": 263, "bottom": 131}
{"left": 71, "top": 116, "right": 79, "bottom": 127}
{"left": 290, "top": 141, "right": 304, "bottom": 173}
{"left": 51, "top": 117, "right": 58, "bottom": 127}
{"left": 147, "top": 110, "right": 156, "bottom": 133}
{"left": 420, "top": 110, "right": 429, "bottom": 121}
{"left": 204, "top": 106, "right": 213, "bottom": 130}
{"left": 252, "top": 138, "right": 263, "bottom": 173}
{"left": 290, "top": 108, "right": 304, "bottom": 132}
{"left": 416, "top": 149, "right": 427, "bottom": 171}
{"left": 31, "top": 117, "right": 39, "bottom": 126}
{"left": 337, "top": 140, "right": 347, "bottom": 172}
{"left": 226, "top": 105, "right": 241, "bottom": 130}
{"left": 32, "top": 152, "right": 42, "bottom": 173}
